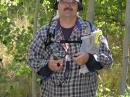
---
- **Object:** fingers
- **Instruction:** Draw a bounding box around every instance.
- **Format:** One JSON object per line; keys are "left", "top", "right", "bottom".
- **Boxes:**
{"left": 74, "top": 52, "right": 81, "bottom": 57}
{"left": 73, "top": 52, "right": 89, "bottom": 65}
{"left": 73, "top": 52, "right": 82, "bottom": 62}
{"left": 48, "top": 56, "right": 64, "bottom": 72}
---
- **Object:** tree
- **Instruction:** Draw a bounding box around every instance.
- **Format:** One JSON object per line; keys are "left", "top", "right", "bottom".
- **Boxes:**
{"left": 120, "top": 0, "right": 130, "bottom": 95}
{"left": 125, "top": 0, "right": 130, "bottom": 89}
{"left": 87, "top": 0, "right": 95, "bottom": 22}
{"left": 31, "top": 0, "right": 40, "bottom": 97}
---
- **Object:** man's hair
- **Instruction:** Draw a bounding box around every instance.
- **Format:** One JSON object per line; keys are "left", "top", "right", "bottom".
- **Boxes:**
{"left": 53, "top": 0, "right": 83, "bottom": 11}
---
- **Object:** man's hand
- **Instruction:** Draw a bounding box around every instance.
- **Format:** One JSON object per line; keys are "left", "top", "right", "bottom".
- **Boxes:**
{"left": 48, "top": 56, "right": 64, "bottom": 72}
{"left": 74, "top": 52, "right": 89, "bottom": 65}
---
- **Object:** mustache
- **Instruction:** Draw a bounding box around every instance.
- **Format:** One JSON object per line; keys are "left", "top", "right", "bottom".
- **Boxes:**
{"left": 64, "top": 7, "right": 73, "bottom": 11}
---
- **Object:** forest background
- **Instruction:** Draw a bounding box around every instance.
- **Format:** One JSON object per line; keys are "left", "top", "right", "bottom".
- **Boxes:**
{"left": 0, "top": 0, "right": 130, "bottom": 97}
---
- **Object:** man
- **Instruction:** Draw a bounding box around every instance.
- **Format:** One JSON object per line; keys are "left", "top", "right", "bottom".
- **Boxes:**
{"left": 27, "top": 0, "right": 113, "bottom": 97}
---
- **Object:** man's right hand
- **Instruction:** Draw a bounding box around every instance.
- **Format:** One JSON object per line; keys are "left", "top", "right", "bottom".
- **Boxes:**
{"left": 48, "top": 56, "right": 64, "bottom": 72}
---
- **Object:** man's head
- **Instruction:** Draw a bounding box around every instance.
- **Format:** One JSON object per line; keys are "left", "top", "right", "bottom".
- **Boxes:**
{"left": 54, "top": 0, "right": 83, "bottom": 11}
{"left": 55, "top": 0, "right": 82, "bottom": 19}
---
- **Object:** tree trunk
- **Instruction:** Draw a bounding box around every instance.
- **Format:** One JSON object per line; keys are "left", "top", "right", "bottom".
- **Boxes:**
{"left": 32, "top": 70, "right": 37, "bottom": 97}
{"left": 120, "top": 0, "right": 130, "bottom": 95}
{"left": 32, "top": 0, "right": 40, "bottom": 97}
{"left": 126, "top": 0, "right": 130, "bottom": 89}
{"left": 87, "top": 0, "right": 95, "bottom": 23}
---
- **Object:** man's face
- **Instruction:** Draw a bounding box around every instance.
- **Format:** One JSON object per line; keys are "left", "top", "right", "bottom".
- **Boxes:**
{"left": 58, "top": 0, "right": 78, "bottom": 18}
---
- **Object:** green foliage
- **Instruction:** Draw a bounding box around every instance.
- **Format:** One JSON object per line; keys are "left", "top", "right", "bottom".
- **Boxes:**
{"left": 0, "top": 1, "right": 33, "bottom": 96}
{"left": 0, "top": 77, "right": 33, "bottom": 97}
{"left": 0, "top": 68, "right": 8, "bottom": 83}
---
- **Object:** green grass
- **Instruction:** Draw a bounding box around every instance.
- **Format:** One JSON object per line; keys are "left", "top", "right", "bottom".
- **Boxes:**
{"left": 0, "top": 77, "right": 33, "bottom": 97}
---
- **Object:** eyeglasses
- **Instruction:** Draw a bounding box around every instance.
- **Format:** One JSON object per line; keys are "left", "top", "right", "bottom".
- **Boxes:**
{"left": 59, "top": 0, "right": 77, "bottom": 6}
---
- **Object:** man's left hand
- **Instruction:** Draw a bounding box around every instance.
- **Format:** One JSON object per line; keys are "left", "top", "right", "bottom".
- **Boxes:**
{"left": 73, "top": 52, "right": 89, "bottom": 66}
